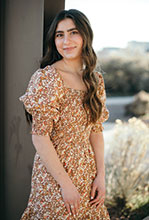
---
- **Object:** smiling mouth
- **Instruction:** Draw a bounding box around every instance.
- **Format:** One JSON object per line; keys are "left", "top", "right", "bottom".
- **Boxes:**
{"left": 63, "top": 47, "right": 76, "bottom": 50}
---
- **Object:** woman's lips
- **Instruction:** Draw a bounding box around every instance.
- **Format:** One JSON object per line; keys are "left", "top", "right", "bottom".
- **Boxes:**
{"left": 63, "top": 46, "right": 76, "bottom": 51}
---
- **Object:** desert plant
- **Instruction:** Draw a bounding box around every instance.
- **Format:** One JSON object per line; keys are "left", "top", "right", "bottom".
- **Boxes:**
{"left": 105, "top": 118, "right": 149, "bottom": 217}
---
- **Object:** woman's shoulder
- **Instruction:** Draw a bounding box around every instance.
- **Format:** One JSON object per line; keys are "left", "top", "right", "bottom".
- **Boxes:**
{"left": 94, "top": 71, "right": 105, "bottom": 89}
{"left": 21, "top": 65, "right": 64, "bottom": 103}
{"left": 94, "top": 71, "right": 104, "bottom": 81}
{"left": 19, "top": 65, "right": 64, "bottom": 113}
{"left": 31, "top": 65, "right": 59, "bottom": 82}
{"left": 29, "top": 65, "right": 63, "bottom": 91}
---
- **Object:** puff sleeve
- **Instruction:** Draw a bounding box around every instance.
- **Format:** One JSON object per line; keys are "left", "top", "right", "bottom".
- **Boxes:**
{"left": 19, "top": 67, "right": 64, "bottom": 136}
{"left": 91, "top": 73, "right": 109, "bottom": 133}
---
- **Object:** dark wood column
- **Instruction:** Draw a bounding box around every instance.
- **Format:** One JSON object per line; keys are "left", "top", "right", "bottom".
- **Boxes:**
{"left": 44, "top": 0, "right": 65, "bottom": 54}
{"left": 1, "top": 0, "right": 65, "bottom": 219}
{"left": 0, "top": 0, "right": 5, "bottom": 219}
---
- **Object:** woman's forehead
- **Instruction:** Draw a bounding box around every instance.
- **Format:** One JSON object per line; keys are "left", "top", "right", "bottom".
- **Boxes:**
{"left": 56, "top": 18, "right": 76, "bottom": 32}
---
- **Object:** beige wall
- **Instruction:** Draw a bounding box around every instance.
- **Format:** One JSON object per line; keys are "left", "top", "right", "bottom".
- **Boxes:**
{"left": 2, "top": 0, "right": 64, "bottom": 219}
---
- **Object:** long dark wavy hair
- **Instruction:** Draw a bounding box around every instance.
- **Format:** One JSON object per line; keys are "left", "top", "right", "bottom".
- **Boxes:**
{"left": 25, "top": 9, "right": 102, "bottom": 126}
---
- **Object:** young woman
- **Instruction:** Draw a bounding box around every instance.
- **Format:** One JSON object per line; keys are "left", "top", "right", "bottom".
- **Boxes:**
{"left": 19, "top": 9, "right": 110, "bottom": 219}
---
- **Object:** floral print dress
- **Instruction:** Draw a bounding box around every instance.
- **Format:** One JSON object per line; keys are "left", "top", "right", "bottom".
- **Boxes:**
{"left": 19, "top": 65, "right": 110, "bottom": 219}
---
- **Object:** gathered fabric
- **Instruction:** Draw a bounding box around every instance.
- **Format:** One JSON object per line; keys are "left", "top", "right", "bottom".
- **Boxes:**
{"left": 19, "top": 65, "right": 110, "bottom": 219}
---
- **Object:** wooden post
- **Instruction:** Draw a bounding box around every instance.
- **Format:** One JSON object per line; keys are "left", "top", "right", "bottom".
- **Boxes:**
{"left": 1, "top": 0, "right": 65, "bottom": 219}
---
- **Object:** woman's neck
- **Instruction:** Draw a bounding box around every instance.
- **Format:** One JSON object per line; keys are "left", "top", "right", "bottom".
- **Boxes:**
{"left": 58, "top": 58, "right": 83, "bottom": 76}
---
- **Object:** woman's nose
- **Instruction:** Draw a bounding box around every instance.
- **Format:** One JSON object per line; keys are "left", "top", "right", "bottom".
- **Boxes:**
{"left": 63, "top": 35, "right": 70, "bottom": 44}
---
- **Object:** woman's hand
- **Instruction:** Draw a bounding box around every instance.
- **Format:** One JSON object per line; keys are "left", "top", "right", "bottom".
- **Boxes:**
{"left": 60, "top": 183, "right": 80, "bottom": 217}
{"left": 89, "top": 175, "right": 106, "bottom": 208}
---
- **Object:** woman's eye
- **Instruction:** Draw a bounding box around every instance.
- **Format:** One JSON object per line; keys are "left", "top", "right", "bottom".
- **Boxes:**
{"left": 71, "top": 31, "right": 79, "bottom": 35}
{"left": 55, "top": 33, "right": 63, "bottom": 38}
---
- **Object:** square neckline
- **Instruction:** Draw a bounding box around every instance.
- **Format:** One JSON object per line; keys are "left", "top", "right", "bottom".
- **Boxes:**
{"left": 50, "top": 65, "right": 87, "bottom": 93}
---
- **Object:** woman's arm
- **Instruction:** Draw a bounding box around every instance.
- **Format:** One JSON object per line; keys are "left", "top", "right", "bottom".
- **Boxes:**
{"left": 89, "top": 131, "right": 105, "bottom": 177}
{"left": 89, "top": 131, "right": 106, "bottom": 207}
{"left": 32, "top": 135, "right": 80, "bottom": 216}
{"left": 32, "top": 135, "right": 72, "bottom": 187}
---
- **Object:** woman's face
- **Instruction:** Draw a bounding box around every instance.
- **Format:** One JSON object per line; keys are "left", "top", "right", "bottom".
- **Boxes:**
{"left": 55, "top": 18, "right": 83, "bottom": 61}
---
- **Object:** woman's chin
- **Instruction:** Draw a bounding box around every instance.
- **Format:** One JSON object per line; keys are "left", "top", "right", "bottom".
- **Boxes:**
{"left": 62, "top": 53, "right": 81, "bottom": 61}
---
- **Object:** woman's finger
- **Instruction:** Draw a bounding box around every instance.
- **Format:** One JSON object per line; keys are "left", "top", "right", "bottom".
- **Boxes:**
{"left": 90, "top": 192, "right": 101, "bottom": 204}
{"left": 96, "top": 199, "right": 104, "bottom": 208}
{"left": 93, "top": 200, "right": 101, "bottom": 206}
{"left": 74, "top": 202, "right": 79, "bottom": 215}
{"left": 65, "top": 203, "right": 71, "bottom": 215}
{"left": 90, "top": 190, "right": 105, "bottom": 205}
{"left": 90, "top": 184, "right": 97, "bottom": 200}
{"left": 70, "top": 204, "right": 76, "bottom": 217}
{"left": 93, "top": 198, "right": 103, "bottom": 206}
{"left": 77, "top": 199, "right": 80, "bottom": 210}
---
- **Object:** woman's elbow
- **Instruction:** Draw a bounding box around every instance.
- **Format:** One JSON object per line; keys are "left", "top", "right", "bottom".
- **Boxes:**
{"left": 32, "top": 134, "right": 49, "bottom": 145}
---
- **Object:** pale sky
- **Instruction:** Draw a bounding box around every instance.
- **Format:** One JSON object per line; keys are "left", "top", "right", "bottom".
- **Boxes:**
{"left": 65, "top": 0, "right": 149, "bottom": 51}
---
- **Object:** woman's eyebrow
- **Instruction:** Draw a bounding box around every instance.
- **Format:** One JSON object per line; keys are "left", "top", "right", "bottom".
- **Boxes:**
{"left": 55, "top": 28, "right": 78, "bottom": 33}
{"left": 67, "top": 28, "right": 78, "bottom": 32}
